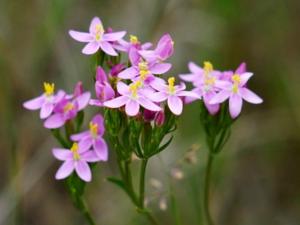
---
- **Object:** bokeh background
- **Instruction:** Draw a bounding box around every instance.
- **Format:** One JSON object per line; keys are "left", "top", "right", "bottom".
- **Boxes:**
{"left": 1, "top": 0, "right": 300, "bottom": 224}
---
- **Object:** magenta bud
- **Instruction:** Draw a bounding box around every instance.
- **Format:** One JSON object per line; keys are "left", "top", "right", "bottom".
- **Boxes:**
{"left": 156, "top": 33, "right": 174, "bottom": 61}
{"left": 73, "top": 81, "right": 84, "bottom": 97}
{"left": 96, "top": 66, "right": 108, "bottom": 83}
{"left": 143, "top": 109, "right": 156, "bottom": 122}
{"left": 106, "top": 27, "right": 113, "bottom": 33}
{"left": 95, "top": 81, "right": 115, "bottom": 102}
{"left": 155, "top": 111, "right": 165, "bottom": 126}
{"left": 110, "top": 63, "right": 125, "bottom": 77}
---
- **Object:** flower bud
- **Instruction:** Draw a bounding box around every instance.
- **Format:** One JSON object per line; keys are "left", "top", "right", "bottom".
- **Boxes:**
{"left": 110, "top": 63, "right": 125, "bottom": 77}
{"left": 143, "top": 109, "right": 156, "bottom": 122}
{"left": 73, "top": 81, "right": 83, "bottom": 97}
{"left": 96, "top": 66, "right": 108, "bottom": 83}
{"left": 155, "top": 110, "right": 165, "bottom": 126}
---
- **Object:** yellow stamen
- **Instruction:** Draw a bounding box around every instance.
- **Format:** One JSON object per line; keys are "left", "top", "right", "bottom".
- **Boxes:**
{"left": 204, "top": 77, "right": 216, "bottom": 86}
{"left": 63, "top": 102, "right": 74, "bottom": 112}
{"left": 130, "top": 35, "right": 139, "bottom": 44}
{"left": 168, "top": 77, "right": 175, "bottom": 93}
{"left": 203, "top": 61, "right": 213, "bottom": 73}
{"left": 71, "top": 142, "right": 80, "bottom": 160}
{"left": 138, "top": 61, "right": 148, "bottom": 71}
{"left": 232, "top": 84, "right": 239, "bottom": 93}
{"left": 95, "top": 24, "right": 104, "bottom": 41}
{"left": 43, "top": 82, "right": 55, "bottom": 96}
{"left": 129, "top": 81, "right": 141, "bottom": 98}
{"left": 140, "top": 70, "right": 149, "bottom": 80}
{"left": 231, "top": 74, "right": 241, "bottom": 84}
{"left": 89, "top": 122, "right": 98, "bottom": 137}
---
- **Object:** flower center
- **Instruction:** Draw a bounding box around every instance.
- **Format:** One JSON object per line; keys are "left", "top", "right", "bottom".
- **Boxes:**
{"left": 231, "top": 74, "right": 241, "bottom": 93}
{"left": 89, "top": 122, "right": 98, "bottom": 138}
{"left": 43, "top": 82, "right": 55, "bottom": 96}
{"left": 129, "top": 81, "right": 142, "bottom": 98}
{"left": 130, "top": 35, "right": 139, "bottom": 45}
{"left": 168, "top": 77, "right": 176, "bottom": 94}
{"left": 71, "top": 142, "right": 80, "bottom": 160}
{"left": 138, "top": 61, "right": 149, "bottom": 71}
{"left": 63, "top": 102, "right": 74, "bottom": 112}
{"left": 95, "top": 24, "right": 104, "bottom": 41}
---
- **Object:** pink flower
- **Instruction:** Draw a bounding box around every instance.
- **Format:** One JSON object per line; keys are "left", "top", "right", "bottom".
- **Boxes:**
{"left": 114, "top": 34, "right": 152, "bottom": 53}
{"left": 69, "top": 17, "right": 126, "bottom": 56}
{"left": 44, "top": 85, "right": 90, "bottom": 129}
{"left": 118, "top": 48, "right": 171, "bottom": 81}
{"left": 71, "top": 114, "right": 108, "bottom": 161}
{"left": 23, "top": 82, "right": 65, "bottom": 119}
{"left": 53, "top": 142, "right": 101, "bottom": 182}
{"left": 179, "top": 61, "right": 223, "bottom": 115}
{"left": 210, "top": 63, "right": 263, "bottom": 118}
{"left": 103, "top": 81, "right": 161, "bottom": 116}
{"left": 139, "top": 33, "right": 174, "bottom": 62}
{"left": 149, "top": 77, "right": 200, "bottom": 115}
{"left": 90, "top": 66, "right": 115, "bottom": 107}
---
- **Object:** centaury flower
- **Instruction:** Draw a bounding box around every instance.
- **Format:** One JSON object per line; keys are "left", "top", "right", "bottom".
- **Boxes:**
{"left": 210, "top": 63, "right": 263, "bottom": 118}
{"left": 103, "top": 81, "right": 161, "bottom": 116}
{"left": 69, "top": 17, "right": 126, "bottom": 55}
{"left": 53, "top": 142, "right": 100, "bottom": 182}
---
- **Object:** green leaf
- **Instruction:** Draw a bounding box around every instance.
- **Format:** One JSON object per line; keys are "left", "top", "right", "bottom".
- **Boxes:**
{"left": 106, "top": 176, "right": 129, "bottom": 195}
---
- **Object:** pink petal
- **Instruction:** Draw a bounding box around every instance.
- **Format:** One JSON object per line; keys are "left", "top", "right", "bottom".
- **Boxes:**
{"left": 179, "top": 73, "right": 199, "bottom": 82}
{"left": 118, "top": 67, "right": 138, "bottom": 79}
{"left": 240, "top": 72, "right": 253, "bottom": 86}
{"left": 78, "top": 136, "right": 93, "bottom": 153}
{"left": 167, "top": 96, "right": 183, "bottom": 115}
{"left": 89, "top": 99, "right": 102, "bottom": 106}
{"left": 142, "top": 42, "right": 152, "bottom": 49}
{"left": 188, "top": 62, "right": 203, "bottom": 74}
{"left": 125, "top": 100, "right": 140, "bottom": 116}
{"left": 150, "top": 63, "right": 171, "bottom": 74}
{"left": 137, "top": 97, "right": 162, "bottom": 111}
{"left": 93, "top": 138, "right": 108, "bottom": 161}
{"left": 69, "top": 30, "right": 93, "bottom": 42}
{"left": 52, "top": 148, "right": 73, "bottom": 160}
{"left": 82, "top": 41, "right": 100, "bottom": 55}
{"left": 209, "top": 90, "right": 231, "bottom": 104}
{"left": 235, "top": 62, "right": 246, "bottom": 74}
{"left": 89, "top": 17, "right": 102, "bottom": 33}
{"left": 23, "top": 95, "right": 44, "bottom": 110}
{"left": 81, "top": 150, "right": 101, "bottom": 162}
{"left": 177, "top": 91, "right": 201, "bottom": 99}
{"left": 147, "top": 92, "right": 168, "bottom": 102}
{"left": 99, "top": 41, "right": 118, "bottom": 56}
{"left": 75, "top": 161, "right": 92, "bottom": 182}
{"left": 55, "top": 161, "right": 74, "bottom": 180}
{"left": 103, "top": 31, "right": 126, "bottom": 41}
{"left": 104, "top": 96, "right": 128, "bottom": 108}
{"left": 92, "top": 114, "right": 105, "bottom": 135}
{"left": 229, "top": 94, "right": 243, "bottom": 118}
{"left": 203, "top": 92, "right": 220, "bottom": 115}
{"left": 77, "top": 92, "right": 91, "bottom": 110}
{"left": 117, "top": 82, "right": 130, "bottom": 95}
{"left": 44, "top": 113, "right": 65, "bottom": 129}
{"left": 129, "top": 48, "right": 140, "bottom": 65}
{"left": 71, "top": 131, "right": 89, "bottom": 141}
{"left": 240, "top": 88, "right": 263, "bottom": 104}
{"left": 40, "top": 102, "right": 54, "bottom": 119}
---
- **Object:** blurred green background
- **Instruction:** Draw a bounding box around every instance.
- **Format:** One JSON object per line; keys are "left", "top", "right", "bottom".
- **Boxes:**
{"left": 1, "top": 0, "right": 300, "bottom": 224}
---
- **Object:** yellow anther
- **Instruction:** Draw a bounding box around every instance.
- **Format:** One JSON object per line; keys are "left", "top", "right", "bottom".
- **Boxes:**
{"left": 138, "top": 61, "right": 148, "bottom": 71}
{"left": 63, "top": 102, "right": 74, "bottom": 112}
{"left": 130, "top": 35, "right": 139, "bottom": 44}
{"left": 232, "top": 84, "right": 239, "bottom": 93}
{"left": 89, "top": 122, "right": 98, "bottom": 137}
{"left": 232, "top": 74, "right": 241, "bottom": 84}
{"left": 95, "top": 24, "right": 104, "bottom": 41}
{"left": 129, "top": 81, "right": 140, "bottom": 98}
{"left": 168, "top": 77, "right": 176, "bottom": 93}
{"left": 204, "top": 77, "right": 216, "bottom": 86}
{"left": 203, "top": 61, "right": 213, "bottom": 73}
{"left": 140, "top": 70, "right": 149, "bottom": 80}
{"left": 43, "top": 82, "right": 55, "bottom": 96}
{"left": 71, "top": 142, "right": 80, "bottom": 160}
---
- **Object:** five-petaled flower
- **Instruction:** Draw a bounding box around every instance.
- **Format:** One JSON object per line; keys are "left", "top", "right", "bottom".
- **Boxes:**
{"left": 53, "top": 142, "right": 101, "bottom": 182}
{"left": 69, "top": 17, "right": 126, "bottom": 55}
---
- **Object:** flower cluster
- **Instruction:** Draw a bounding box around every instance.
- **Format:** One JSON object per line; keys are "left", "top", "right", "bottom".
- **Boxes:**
{"left": 180, "top": 61, "right": 263, "bottom": 118}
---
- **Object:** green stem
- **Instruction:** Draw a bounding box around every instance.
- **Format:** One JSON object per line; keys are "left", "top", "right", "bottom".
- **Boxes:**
{"left": 72, "top": 195, "right": 96, "bottom": 225}
{"left": 203, "top": 153, "right": 215, "bottom": 225}
{"left": 139, "top": 159, "right": 148, "bottom": 208}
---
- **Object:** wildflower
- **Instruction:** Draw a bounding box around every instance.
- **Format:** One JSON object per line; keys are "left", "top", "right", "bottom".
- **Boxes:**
{"left": 52, "top": 142, "right": 101, "bottom": 182}
{"left": 180, "top": 61, "right": 223, "bottom": 115}
{"left": 210, "top": 63, "right": 263, "bottom": 118}
{"left": 71, "top": 114, "right": 108, "bottom": 161}
{"left": 69, "top": 17, "right": 126, "bottom": 55}
{"left": 115, "top": 34, "right": 152, "bottom": 52}
{"left": 23, "top": 82, "right": 64, "bottom": 119}
{"left": 139, "top": 33, "right": 174, "bottom": 62}
{"left": 44, "top": 86, "right": 90, "bottom": 129}
{"left": 149, "top": 77, "right": 200, "bottom": 115}
{"left": 118, "top": 48, "right": 171, "bottom": 81}
{"left": 103, "top": 81, "right": 161, "bottom": 116}
{"left": 89, "top": 66, "right": 115, "bottom": 106}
